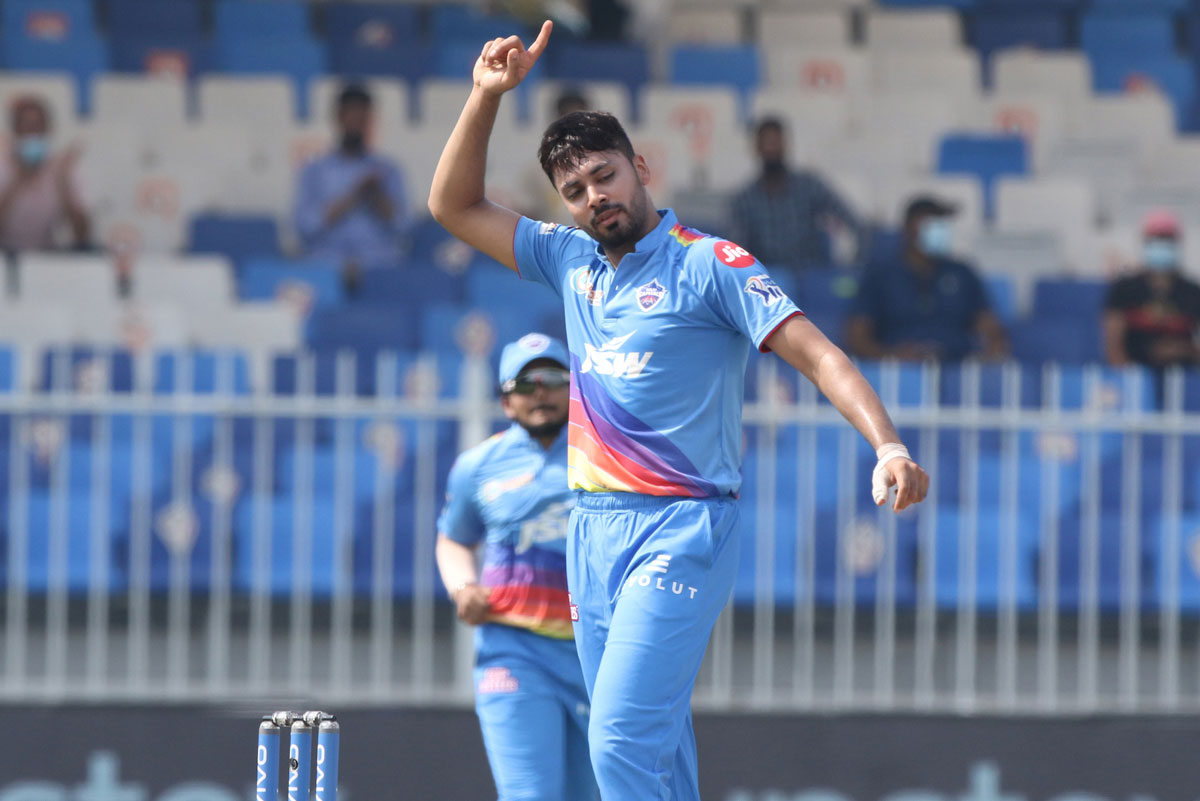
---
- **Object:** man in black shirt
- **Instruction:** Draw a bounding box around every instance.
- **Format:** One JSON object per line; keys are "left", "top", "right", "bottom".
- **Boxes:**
{"left": 1104, "top": 209, "right": 1200, "bottom": 369}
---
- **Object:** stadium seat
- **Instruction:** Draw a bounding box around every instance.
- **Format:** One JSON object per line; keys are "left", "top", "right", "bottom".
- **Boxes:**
{"left": 23, "top": 489, "right": 128, "bottom": 595}
{"left": 669, "top": 45, "right": 760, "bottom": 100}
{"left": 430, "top": 4, "right": 530, "bottom": 46}
{"left": 152, "top": 350, "right": 251, "bottom": 395}
{"left": 308, "top": 305, "right": 421, "bottom": 354}
{"left": 133, "top": 255, "right": 236, "bottom": 311}
{"left": 751, "top": 89, "right": 853, "bottom": 151}
{"left": 864, "top": 9, "right": 961, "bottom": 49}
{"left": 761, "top": 47, "right": 871, "bottom": 96}
{"left": 2, "top": 0, "right": 94, "bottom": 40}
{"left": 757, "top": 10, "right": 851, "bottom": 49}
{"left": 666, "top": 8, "right": 743, "bottom": 45}
{"left": 1053, "top": 511, "right": 1159, "bottom": 612}
{"left": 465, "top": 265, "right": 560, "bottom": 320}
{"left": 934, "top": 506, "right": 1040, "bottom": 611}
{"left": 994, "top": 176, "right": 1096, "bottom": 271}
{"left": 110, "top": 34, "right": 210, "bottom": 77}
{"left": 197, "top": 75, "right": 296, "bottom": 127}
{"left": 325, "top": 2, "right": 419, "bottom": 46}
{"left": 545, "top": 42, "right": 649, "bottom": 101}
{"left": 232, "top": 495, "right": 347, "bottom": 598}
{"left": 17, "top": 253, "right": 117, "bottom": 305}
{"left": 1010, "top": 318, "right": 1104, "bottom": 365}
{"left": 239, "top": 258, "right": 344, "bottom": 310}
{"left": 91, "top": 75, "right": 188, "bottom": 128}
{"left": 213, "top": 40, "right": 327, "bottom": 119}
{"left": 977, "top": 92, "right": 1068, "bottom": 171}
{"left": 355, "top": 263, "right": 466, "bottom": 308}
{"left": 991, "top": 50, "right": 1092, "bottom": 98}
{"left": 1031, "top": 278, "right": 1107, "bottom": 323}
{"left": 188, "top": 214, "right": 282, "bottom": 263}
{"left": 936, "top": 134, "right": 1028, "bottom": 219}
{"left": 1, "top": 34, "right": 108, "bottom": 114}
{"left": 1081, "top": 10, "right": 1174, "bottom": 56}
{"left": 871, "top": 50, "right": 981, "bottom": 103}
{"left": 1089, "top": 53, "right": 1195, "bottom": 128}
{"left": 530, "top": 80, "right": 633, "bottom": 128}
{"left": 967, "top": 10, "right": 1070, "bottom": 83}
{"left": 108, "top": 0, "right": 202, "bottom": 37}
{"left": 214, "top": 0, "right": 311, "bottom": 42}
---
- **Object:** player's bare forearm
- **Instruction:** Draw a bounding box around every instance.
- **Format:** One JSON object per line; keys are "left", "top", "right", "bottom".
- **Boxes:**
{"left": 435, "top": 533, "right": 480, "bottom": 593}
{"left": 766, "top": 315, "right": 901, "bottom": 449}
{"left": 427, "top": 88, "right": 520, "bottom": 270}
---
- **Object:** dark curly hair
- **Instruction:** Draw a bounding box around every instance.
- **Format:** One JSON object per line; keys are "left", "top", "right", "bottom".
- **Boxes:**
{"left": 537, "top": 111, "right": 636, "bottom": 186}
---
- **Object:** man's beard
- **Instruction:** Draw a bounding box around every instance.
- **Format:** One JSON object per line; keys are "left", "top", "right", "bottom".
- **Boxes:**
{"left": 588, "top": 191, "right": 650, "bottom": 249}
{"left": 522, "top": 416, "right": 568, "bottom": 440}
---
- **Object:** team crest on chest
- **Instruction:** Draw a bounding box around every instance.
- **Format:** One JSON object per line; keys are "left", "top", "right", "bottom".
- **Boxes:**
{"left": 636, "top": 279, "right": 667, "bottom": 311}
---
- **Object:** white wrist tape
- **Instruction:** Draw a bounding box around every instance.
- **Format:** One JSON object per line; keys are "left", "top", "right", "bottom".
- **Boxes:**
{"left": 872, "top": 443, "right": 911, "bottom": 505}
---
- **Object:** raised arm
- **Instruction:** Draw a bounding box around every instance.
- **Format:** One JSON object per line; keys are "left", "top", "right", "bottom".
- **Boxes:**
{"left": 764, "top": 314, "right": 930, "bottom": 511}
{"left": 428, "top": 21, "right": 553, "bottom": 273}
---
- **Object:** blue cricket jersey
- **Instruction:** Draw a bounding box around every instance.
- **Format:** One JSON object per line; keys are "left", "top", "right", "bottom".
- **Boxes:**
{"left": 513, "top": 209, "right": 803, "bottom": 498}
{"left": 438, "top": 423, "right": 575, "bottom": 639}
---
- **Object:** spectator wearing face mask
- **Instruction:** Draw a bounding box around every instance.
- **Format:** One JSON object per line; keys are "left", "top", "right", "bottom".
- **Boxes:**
{"left": 845, "top": 195, "right": 1008, "bottom": 362}
{"left": 730, "top": 116, "right": 864, "bottom": 271}
{"left": 1104, "top": 209, "right": 1200, "bottom": 369}
{"left": 0, "top": 95, "right": 90, "bottom": 252}
{"left": 293, "top": 83, "right": 408, "bottom": 291}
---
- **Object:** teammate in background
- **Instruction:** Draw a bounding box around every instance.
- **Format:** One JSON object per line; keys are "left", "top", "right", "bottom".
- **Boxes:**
{"left": 436, "top": 333, "right": 599, "bottom": 801}
{"left": 428, "top": 21, "right": 928, "bottom": 801}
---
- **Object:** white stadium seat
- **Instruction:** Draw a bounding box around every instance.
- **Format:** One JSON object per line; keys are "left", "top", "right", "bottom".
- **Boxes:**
{"left": 530, "top": 81, "right": 633, "bottom": 129}
{"left": 873, "top": 175, "right": 985, "bottom": 242}
{"left": 758, "top": 10, "right": 851, "bottom": 48}
{"left": 666, "top": 8, "right": 743, "bottom": 45}
{"left": 418, "top": 79, "right": 521, "bottom": 135}
{"left": 197, "top": 75, "right": 296, "bottom": 126}
{"left": 972, "top": 230, "right": 1064, "bottom": 314}
{"left": 132, "top": 255, "right": 235, "bottom": 310}
{"left": 18, "top": 253, "right": 117, "bottom": 304}
{"left": 751, "top": 88, "right": 853, "bottom": 150}
{"left": 992, "top": 50, "right": 1091, "bottom": 99}
{"left": 871, "top": 50, "right": 981, "bottom": 104}
{"left": 763, "top": 47, "right": 871, "bottom": 96}
{"left": 994, "top": 176, "right": 1098, "bottom": 271}
{"left": 865, "top": 9, "right": 961, "bottom": 50}
{"left": 91, "top": 75, "right": 189, "bottom": 128}
{"left": 976, "top": 92, "right": 1068, "bottom": 172}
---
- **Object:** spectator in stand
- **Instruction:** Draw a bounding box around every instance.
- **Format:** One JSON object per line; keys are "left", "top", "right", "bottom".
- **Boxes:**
{"left": 293, "top": 83, "right": 407, "bottom": 293}
{"left": 0, "top": 95, "right": 90, "bottom": 252}
{"left": 1104, "top": 209, "right": 1200, "bottom": 370}
{"left": 730, "top": 116, "right": 863, "bottom": 270}
{"left": 846, "top": 195, "right": 1008, "bottom": 362}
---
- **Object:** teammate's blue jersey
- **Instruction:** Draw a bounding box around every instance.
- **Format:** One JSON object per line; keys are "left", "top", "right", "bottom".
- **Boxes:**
{"left": 513, "top": 209, "right": 803, "bottom": 498}
{"left": 438, "top": 423, "right": 575, "bottom": 638}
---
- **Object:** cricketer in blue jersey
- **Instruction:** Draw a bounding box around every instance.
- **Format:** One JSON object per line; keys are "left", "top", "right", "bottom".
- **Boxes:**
{"left": 436, "top": 333, "right": 599, "bottom": 801}
{"left": 429, "top": 20, "right": 930, "bottom": 801}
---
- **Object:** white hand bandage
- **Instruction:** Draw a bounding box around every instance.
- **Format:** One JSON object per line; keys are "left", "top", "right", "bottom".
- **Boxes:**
{"left": 871, "top": 443, "right": 912, "bottom": 505}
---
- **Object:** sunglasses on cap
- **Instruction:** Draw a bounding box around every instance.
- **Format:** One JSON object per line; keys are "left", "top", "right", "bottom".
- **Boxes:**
{"left": 502, "top": 367, "right": 571, "bottom": 395}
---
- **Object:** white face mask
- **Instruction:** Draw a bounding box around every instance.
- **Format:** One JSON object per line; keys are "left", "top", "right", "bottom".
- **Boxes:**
{"left": 917, "top": 218, "right": 954, "bottom": 257}
{"left": 1143, "top": 238, "right": 1179, "bottom": 272}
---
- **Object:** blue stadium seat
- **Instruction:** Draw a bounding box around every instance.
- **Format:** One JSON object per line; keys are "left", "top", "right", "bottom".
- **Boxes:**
{"left": 1053, "top": 511, "right": 1158, "bottom": 612}
{"left": 189, "top": 214, "right": 282, "bottom": 263}
{"left": 111, "top": 34, "right": 210, "bottom": 76}
{"left": 938, "top": 362, "right": 1044, "bottom": 409}
{"left": 278, "top": 442, "right": 408, "bottom": 503}
{"left": 1, "top": 35, "right": 108, "bottom": 114}
{"left": 38, "top": 347, "right": 136, "bottom": 394}
{"left": 1031, "top": 278, "right": 1107, "bottom": 323}
{"left": 0, "top": 346, "right": 17, "bottom": 393}
{"left": 934, "top": 506, "right": 1039, "bottom": 610}
{"left": 1081, "top": 11, "right": 1174, "bottom": 55}
{"left": 239, "top": 257, "right": 345, "bottom": 309}
{"left": 419, "top": 302, "right": 534, "bottom": 361}
{"left": 213, "top": 39, "right": 327, "bottom": 118}
{"left": 107, "top": 0, "right": 202, "bottom": 36}
{"left": 546, "top": 42, "right": 649, "bottom": 101}
{"left": 215, "top": 0, "right": 311, "bottom": 42}
{"left": 465, "top": 265, "right": 560, "bottom": 320}
{"left": 23, "top": 489, "right": 127, "bottom": 594}
{"left": 272, "top": 349, "right": 399, "bottom": 397}
{"left": 308, "top": 305, "right": 422, "bottom": 354}
{"left": 669, "top": 45, "right": 760, "bottom": 99}
{"left": 968, "top": 10, "right": 1069, "bottom": 83}
{"left": 1155, "top": 513, "right": 1200, "bottom": 613}
{"left": 1092, "top": 0, "right": 1186, "bottom": 8}
{"left": 1010, "top": 318, "right": 1104, "bottom": 364}
{"left": 3, "top": 0, "right": 94, "bottom": 37}
{"left": 936, "top": 135, "right": 1028, "bottom": 219}
{"left": 232, "top": 496, "right": 346, "bottom": 597}
{"left": 356, "top": 263, "right": 466, "bottom": 307}
{"left": 331, "top": 40, "right": 431, "bottom": 81}
{"left": 431, "top": 4, "right": 530, "bottom": 45}
{"left": 325, "top": 2, "right": 419, "bottom": 45}
{"left": 794, "top": 270, "right": 858, "bottom": 347}
{"left": 1090, "top": 53, "right": 1194, "bottom": 125}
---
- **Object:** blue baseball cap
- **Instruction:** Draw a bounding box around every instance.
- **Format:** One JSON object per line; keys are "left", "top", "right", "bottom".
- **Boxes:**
{"left": 498, "top": 333, "right": 570, "bottom": 387}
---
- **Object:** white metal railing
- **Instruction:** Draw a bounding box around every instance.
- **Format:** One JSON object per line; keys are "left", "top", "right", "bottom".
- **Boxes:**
{"left": 0, "top": 349, "right": 1198, "bottom": 714}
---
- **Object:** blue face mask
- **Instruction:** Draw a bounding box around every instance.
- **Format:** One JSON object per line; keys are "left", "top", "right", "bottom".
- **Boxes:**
{"left": 1143, "top": 238, "right": 1179, "bottom": 272}
{"left": 15, "top": 135, "right": 48, "bottom": 167}
{"left": 918, "top": 217, "right": 954, "bottom": 257}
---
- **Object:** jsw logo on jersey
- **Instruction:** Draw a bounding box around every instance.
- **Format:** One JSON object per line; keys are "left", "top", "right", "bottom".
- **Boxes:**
{"left": 580, "top": 331, "right": 653, "bottom": 378}
{"left": 515, "top": 501, "right": 571, "bottom": 554}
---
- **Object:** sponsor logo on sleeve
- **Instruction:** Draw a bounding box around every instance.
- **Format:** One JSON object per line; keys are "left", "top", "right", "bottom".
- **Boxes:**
{"left": 714, "top": 240, "right": 757, "bottom": 268}
{"left": 571, "top": 265, "right": 604, "bottom": 306}
{"left": 539, "top": 221, "right": 559, "bottom": 235}
{"left": 744, "top": 275, "right": 786, "bottom": 306}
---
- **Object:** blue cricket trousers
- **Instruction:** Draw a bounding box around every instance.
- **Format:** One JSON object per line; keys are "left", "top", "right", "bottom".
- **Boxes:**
{"left": 567, "top": 492, "right": 740, "bottom": 801}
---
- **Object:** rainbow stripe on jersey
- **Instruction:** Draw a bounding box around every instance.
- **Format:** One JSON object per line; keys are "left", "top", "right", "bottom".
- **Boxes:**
{"left": 479, "top": 543, "right": 573, "bottom": 639}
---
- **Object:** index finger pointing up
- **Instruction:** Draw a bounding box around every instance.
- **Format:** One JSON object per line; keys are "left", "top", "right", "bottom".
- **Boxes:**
{"left": 527, "top": 19, "right": 553, "bottom": 60}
